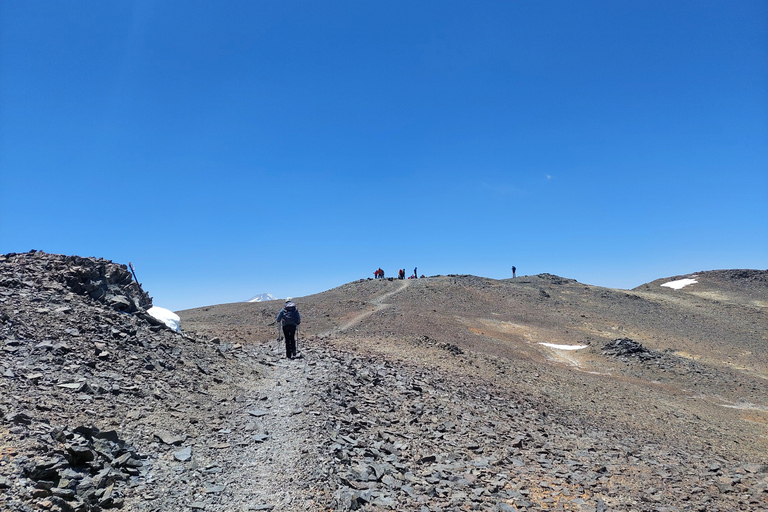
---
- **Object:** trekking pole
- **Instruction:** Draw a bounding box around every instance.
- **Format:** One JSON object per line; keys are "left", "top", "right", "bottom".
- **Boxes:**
{"left": 296, "top": 326, "right": 299, "bottom": 356}
{"left": 277, "top": 324, "right": 282, "bottom": 352}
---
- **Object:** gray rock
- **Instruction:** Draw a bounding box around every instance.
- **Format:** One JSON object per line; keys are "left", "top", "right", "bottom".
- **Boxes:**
{"left": 59, "top": 468, "right": 85, "bottom": 480}
{"left": 57, "top": 382, "right": 83, "bottom": 390}
{"left": 381, "top": 474, "right": 402, "bottom": 489}
{"left": 66, "top": 445, "right": 95, "bottom": 465}
{"left": 107, "top": 295, "right": 132, "bottom": 310}
{"left": 173, "top": 446, "right": 192, "bottom": 462}
{"left": 5, "top": 411, "right": 32, "bottom": 424}
{"left": 51, "top": 487, "right": 76, "bottom": 499}
{"left": 596, "top": 496, "right": 607, "bottom": 512}
{"left": 154, "top": 431, "right": 186, "bottom": 445}
{"left": 353, "top": 489, "right": 372, "bottom": 504}
{"left": 372, "top": 495, "right": 396, "bottom": 507}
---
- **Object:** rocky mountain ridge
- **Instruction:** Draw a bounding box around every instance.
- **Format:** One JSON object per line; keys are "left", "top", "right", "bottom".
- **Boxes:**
{"left": 2, "top": 251, "right": 767, "bottom": 511}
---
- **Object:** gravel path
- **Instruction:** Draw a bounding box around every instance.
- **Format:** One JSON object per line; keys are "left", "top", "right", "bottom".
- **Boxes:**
{"left": 327, "top": 280, "right": 410, "bottom": 334}
{"left": 131, "top": 342, "right": 331, "bottom": 512}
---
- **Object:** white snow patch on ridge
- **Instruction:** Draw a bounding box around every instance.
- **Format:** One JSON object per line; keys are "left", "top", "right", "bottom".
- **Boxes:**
{"left": 661, "top": 278, "right": 698, "bottom": 290}
{"left": 147, "top": 306, "right": 181, "bottom": 332}
{"left": 539, "top": 343, "right": 589, "bottom": 351}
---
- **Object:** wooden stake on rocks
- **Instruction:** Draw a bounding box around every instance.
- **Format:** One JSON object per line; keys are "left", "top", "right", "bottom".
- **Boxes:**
{"left": 129, "top": 262, "right": 140, "bottom": 286}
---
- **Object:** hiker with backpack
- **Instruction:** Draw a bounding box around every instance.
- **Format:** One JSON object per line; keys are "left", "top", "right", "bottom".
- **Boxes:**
{"left": 277, "top": 298, "right": 301, "bottom": 359}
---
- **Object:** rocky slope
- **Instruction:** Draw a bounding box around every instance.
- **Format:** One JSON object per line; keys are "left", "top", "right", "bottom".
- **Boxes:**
{"left": 182, "top": 271, "right": 768, "bottom": 510}
{"left": 2, "top": 252, "right": 767, "bottom": 511}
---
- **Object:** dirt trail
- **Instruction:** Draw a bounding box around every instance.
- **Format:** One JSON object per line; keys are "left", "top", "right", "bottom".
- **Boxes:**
{"left": 229, "top": 348, "right": 317, "bottom": 510}
{"left": 326, "top": 280, "right": 410, "bottom": 334}
{"left": 151, "top": 343, "right": 329, "bottom": 511}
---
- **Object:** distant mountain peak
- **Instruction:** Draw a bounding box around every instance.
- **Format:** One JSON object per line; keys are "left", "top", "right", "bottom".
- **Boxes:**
{"left": 246, "top": 293, "right": 278, "bottom": 303}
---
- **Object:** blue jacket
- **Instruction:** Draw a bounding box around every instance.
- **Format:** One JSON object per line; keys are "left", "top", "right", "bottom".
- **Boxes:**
{"left": 277, "top": 301, "right": 301, "bottom": 326}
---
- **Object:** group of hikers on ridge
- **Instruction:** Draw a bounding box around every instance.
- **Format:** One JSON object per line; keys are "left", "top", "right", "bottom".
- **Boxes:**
{"left": 375, "top": 266, "right": 422, "bottom": 279}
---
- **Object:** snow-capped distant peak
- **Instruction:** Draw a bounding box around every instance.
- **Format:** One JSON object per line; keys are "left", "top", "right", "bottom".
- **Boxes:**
{"left": 247, "top": 293, "right": 278, "bottom": 303}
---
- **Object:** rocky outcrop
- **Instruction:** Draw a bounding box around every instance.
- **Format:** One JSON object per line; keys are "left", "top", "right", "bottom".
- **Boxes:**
{"left": 0, "top": 251, "right": 151, "bottom": 313}
{"left": 0, "top": 251, "right": 247, "bottom": 511}
{"left": 602, "top": 338, "right": 659, "bottom": 361}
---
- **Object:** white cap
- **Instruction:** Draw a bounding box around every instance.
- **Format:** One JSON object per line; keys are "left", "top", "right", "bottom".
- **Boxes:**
{"left": 286, "top": 297, "right": 292, "bottom": 302}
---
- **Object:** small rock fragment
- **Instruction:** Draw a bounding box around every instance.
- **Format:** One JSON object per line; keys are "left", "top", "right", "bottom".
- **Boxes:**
{"left": 173, "top": 446, "right": 192, "bottom": 462}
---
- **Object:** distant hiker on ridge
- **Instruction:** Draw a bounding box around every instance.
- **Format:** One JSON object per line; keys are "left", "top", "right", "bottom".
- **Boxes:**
{"left": 277, "top": 298, "right": 301, "bottom": 359}
{"left": 512, "top": 266, "right": 516, "bottom": 278}
{"left": 399, "top": 269, "right": 405, "bottom": 279}
{"left": 414, "top": 267, "right": 417, "bottom": 279}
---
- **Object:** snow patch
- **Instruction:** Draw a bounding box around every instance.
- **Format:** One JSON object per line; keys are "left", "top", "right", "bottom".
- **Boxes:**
{"left": 661, "top": 278, "right": 698, "bottom": 290}
{"left": 539, "top": 343, "right": 589, "bottom": 351}
{"left": 719, "top": 402, "right": 768, "bottom": 412}
{"left": 147, "top": 306, "right": 181, "bottom": 332}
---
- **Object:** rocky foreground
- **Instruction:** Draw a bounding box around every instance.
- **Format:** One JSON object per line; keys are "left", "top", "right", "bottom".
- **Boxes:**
{"left": 1, "top": 251, "right": 767, "bottom": 511}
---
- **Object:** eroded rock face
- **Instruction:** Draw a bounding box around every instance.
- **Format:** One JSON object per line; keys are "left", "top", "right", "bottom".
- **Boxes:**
{"left": 0, "top": 251, "right": 151, "bottom": 313}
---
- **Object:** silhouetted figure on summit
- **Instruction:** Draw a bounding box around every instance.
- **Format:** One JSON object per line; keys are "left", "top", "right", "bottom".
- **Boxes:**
{"left": 512, "top": 266, "right": 516, "bottom": 278}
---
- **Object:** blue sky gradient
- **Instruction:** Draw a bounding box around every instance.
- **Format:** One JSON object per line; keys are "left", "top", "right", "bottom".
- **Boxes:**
{"left": 2, "top": 1, "right": 766, "bottom": 310}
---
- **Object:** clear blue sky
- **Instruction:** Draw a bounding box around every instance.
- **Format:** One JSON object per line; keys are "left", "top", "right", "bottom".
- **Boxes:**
{"left": 2, "top": 1, "right": 766, "bottom": 311}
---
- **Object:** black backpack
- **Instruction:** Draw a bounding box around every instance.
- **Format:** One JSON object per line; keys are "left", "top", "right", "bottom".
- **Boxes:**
{"left": 282, "top": 305, "right": 299, "bottom": 325}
